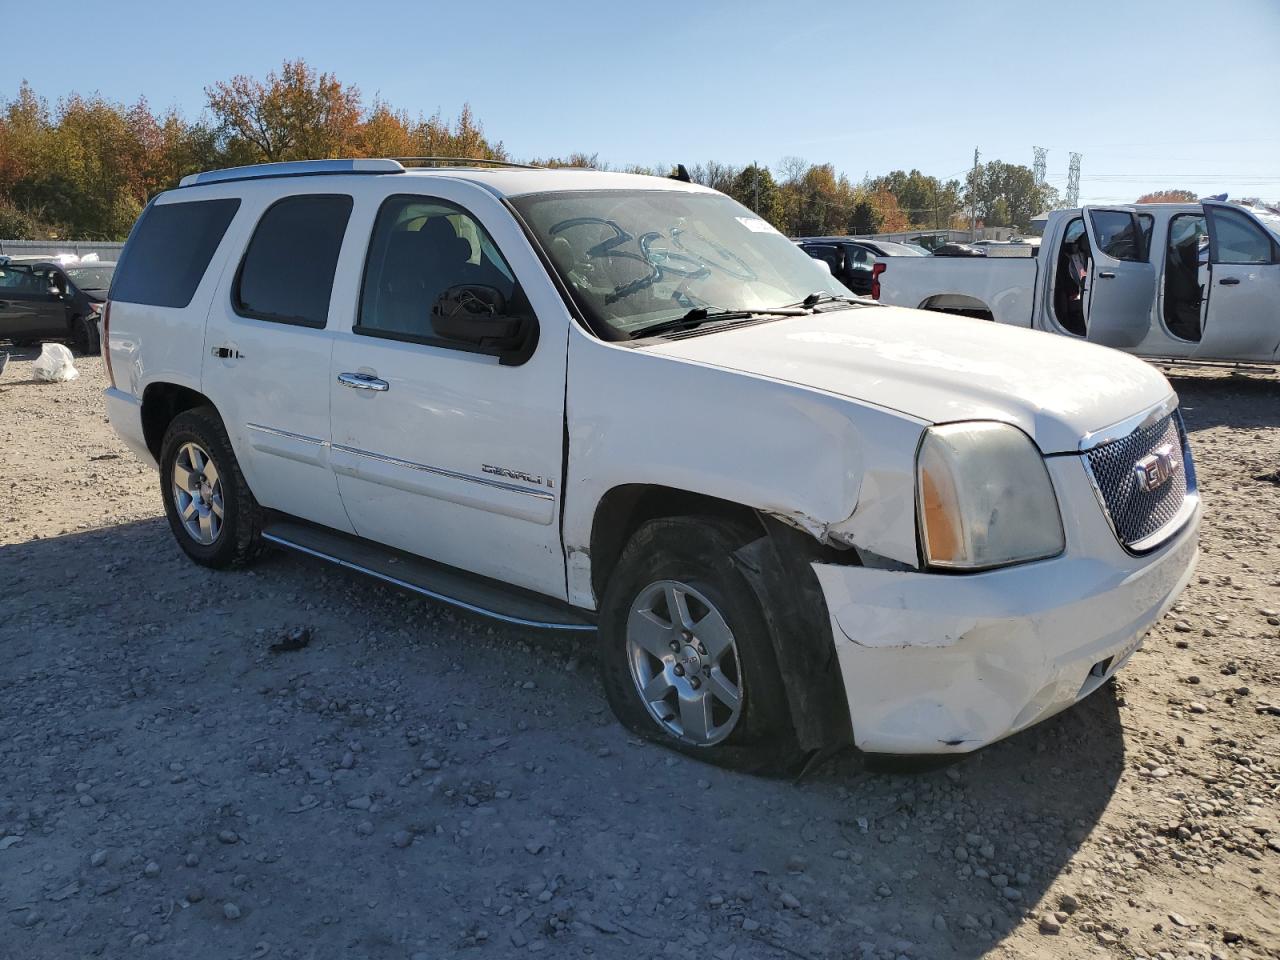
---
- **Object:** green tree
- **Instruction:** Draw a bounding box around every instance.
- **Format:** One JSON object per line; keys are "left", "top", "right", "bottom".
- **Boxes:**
{"left": 966, "top": 160, "right": 1055, "bottom": 230}
{"left": 847, "top": 197, "right": 880, "bottom": 235}
{"left": 728, "top": 163, "right": 782, "bottom": 226}
{"left": 865, "top": 169, "right": 964, "bottom": 229}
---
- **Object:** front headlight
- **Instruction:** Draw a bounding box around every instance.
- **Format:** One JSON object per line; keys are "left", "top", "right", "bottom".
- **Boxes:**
{"left": 916, "top": 422, "right": 1064, "bottom": 570}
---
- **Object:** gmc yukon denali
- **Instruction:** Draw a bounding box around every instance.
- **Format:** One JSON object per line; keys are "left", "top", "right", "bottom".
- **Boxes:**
{"left": 102, "top": 159, "right": 1200, "bottom": 771}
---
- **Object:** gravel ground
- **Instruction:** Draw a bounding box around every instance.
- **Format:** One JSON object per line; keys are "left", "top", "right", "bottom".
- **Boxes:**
{"left": 0, "top": 349, "right": 1277, "bottom": 960}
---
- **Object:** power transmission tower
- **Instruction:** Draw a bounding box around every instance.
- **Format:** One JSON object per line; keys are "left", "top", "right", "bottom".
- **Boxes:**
{"left": 1033, "top": 146, "right": 1047, "bottom": 188}
{"left": 969, "top": 146, "right": 980, "bottom": 241}
{"left": 1066, "top": 152, "right": 1082, "bottom": 207}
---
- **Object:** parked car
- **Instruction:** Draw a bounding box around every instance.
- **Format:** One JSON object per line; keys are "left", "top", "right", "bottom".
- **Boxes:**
{"left": 877, "top": 203, "right": 1280, "bottom": 363}
{"left": 794, "top": 237, "right": 925, "bottom": 296}
{"left": 103, "top": 159, "right": 1199, "bottom": 770}
{"left": 0, "top": 255, "right": 110, "bottom": 354}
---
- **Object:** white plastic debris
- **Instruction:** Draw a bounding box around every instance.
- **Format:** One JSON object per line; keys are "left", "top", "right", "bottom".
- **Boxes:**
{"left": 32, "top": 343, "right": 79, "bottom": 382}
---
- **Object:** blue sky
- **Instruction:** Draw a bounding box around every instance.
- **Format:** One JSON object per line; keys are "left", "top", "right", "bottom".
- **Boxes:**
{"left": 7, "top": 0, "right": 1279, "bottom": 202}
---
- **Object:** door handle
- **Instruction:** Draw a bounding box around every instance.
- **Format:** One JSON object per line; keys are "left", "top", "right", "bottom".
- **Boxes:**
{"left": 211, "top": 345, "right": 244, "bottom": 359}
{"left": 1098, "top": 271, "right": 1116, "bottom": 279}
{"left": 338, "top": 372, "right": 389, "bottom": 392}
{"left": 1218, "top": 277, "right": 1241, "bottom": 285}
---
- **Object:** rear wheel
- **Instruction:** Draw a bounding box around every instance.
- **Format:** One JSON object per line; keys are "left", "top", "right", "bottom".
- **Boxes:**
{"left": 159, "top": 407, "right": 264, "bottom": 568}
{"left": 597, "top": 515, "right": 800, "bottom": 772}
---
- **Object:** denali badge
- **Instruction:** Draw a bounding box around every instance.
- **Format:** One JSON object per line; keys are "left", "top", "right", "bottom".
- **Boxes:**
{"left": 482, "top": 464, "right": 546, "bottom": 486}
{"left": 1133, "top": 443, "right": 1181, "bottom": 493}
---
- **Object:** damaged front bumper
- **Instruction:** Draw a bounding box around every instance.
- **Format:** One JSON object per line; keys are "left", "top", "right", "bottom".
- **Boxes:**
{"left": 812, "top": 488, "right": 1199, "bottom": 755}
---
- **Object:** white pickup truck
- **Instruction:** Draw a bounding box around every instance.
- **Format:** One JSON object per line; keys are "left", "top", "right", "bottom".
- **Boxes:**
{"left": 877, "top": 202, "right": 1280, "bottom": 363}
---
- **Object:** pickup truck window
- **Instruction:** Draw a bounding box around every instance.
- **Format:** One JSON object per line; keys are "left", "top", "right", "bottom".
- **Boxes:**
{"left": 357, "top": 195, "right": 520, "bottom": 345}
{"left": 1210, "top": 206, "right": 1273, "bottom": 264}
{"left": 510, "top": 190, "right": 846, "bottom": 338}
{"left": 111, "top": 198, "right": 240, "bottom": 308}
{"left": 1089, "top": 210, "right": 1147, "bottom": 262}
{"left": 234, "top": 195, "right": 353, "bottom": 328}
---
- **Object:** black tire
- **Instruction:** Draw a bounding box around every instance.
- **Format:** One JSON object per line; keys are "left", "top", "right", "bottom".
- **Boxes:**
{"left": 159, "top": 406, "right": 265, "bottom": 569}
{"left": 71, "top": 315, "right": 100, "bottom": 356}
{"left": 596, "top": 515, "right": 801, "bottom": 773}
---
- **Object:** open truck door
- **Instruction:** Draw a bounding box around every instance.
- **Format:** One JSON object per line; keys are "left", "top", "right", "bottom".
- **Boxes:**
{"left": 1081, "top": 207, "right": 1156, "bottom": 348}
{"left": 1196, "top": 201, "right": 1280, "bottom": 361}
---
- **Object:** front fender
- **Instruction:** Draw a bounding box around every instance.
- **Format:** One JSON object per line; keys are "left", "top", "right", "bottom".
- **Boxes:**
{"left": 563, "top": 332, "right": 926, "bottom": 607}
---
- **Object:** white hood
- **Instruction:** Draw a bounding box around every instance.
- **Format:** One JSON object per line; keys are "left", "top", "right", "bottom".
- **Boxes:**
{"left": 645, "top": 306, "right": 1174, "bottom": 454}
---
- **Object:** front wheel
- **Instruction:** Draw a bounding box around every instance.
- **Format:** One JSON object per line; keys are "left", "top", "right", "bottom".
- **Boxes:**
{"left": 71, "top": 315, "right": 100, "bottom": 356}
{"left": 159, "top": 406, "right": 264, "bottom": 568}
{"left": 596, "top": 515, "right": 800, "bottom": 772}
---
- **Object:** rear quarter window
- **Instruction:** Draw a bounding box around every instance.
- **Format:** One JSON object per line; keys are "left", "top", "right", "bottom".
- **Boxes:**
{"left": 110, "top": 197, "right": 241, "bottom": 307}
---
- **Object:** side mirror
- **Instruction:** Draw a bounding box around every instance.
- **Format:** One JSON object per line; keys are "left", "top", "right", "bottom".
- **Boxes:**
{"left": 431, "top": 285, "right": 537, "bottom": 363}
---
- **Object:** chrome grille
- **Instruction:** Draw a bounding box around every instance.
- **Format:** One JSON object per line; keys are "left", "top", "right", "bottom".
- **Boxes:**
{"left": 1085, "top": 412, "right": 1191, "bottom": 550}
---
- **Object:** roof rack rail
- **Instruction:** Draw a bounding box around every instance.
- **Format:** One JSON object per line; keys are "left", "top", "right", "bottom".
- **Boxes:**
{"left": 178, "top": 158, "right": 406, "bottom": 188}
{"left": 390, "top": 157, "right": 540, "bottom": 170}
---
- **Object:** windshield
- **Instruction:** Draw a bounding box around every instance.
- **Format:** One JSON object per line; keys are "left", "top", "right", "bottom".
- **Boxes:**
{"left": 874, "top": 241, "right": 927, "bottom": 256}
{"left": 509, "top": 189, "right": 848, "bottom": 337}
{"left": 65, "top": 263, "right": 115, "bottom": 295}
{"left": 1251, "top": 209, "right": 1280, "bottom": 245}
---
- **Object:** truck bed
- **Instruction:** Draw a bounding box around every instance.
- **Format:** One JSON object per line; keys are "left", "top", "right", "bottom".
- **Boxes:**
{"left": 877, "top": 254, "right": 1040, "bottom": 327}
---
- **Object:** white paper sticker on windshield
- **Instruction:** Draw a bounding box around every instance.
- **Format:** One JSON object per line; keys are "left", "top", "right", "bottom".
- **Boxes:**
{"left": 736, "top": 216, "right": 780, "bottom": 234}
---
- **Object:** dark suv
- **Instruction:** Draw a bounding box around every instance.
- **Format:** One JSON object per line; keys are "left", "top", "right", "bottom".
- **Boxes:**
{"left": 793, "top": 237, "right": 926, "bottom": 295}
{"left": 0, "top": 256, "right": 111, "bottom": 354}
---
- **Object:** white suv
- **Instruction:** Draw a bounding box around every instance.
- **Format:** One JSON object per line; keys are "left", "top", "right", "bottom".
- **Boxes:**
{"left": 103, "top": 158, "right": 1200, "bottom": 770}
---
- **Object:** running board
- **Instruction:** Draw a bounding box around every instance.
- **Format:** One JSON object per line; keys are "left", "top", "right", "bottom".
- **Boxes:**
{"left": 261, "top": 518, "right": 596, "bottom": 632}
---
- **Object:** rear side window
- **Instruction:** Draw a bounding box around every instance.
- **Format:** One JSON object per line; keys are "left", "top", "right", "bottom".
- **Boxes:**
{"left": 111, "top": 198, "right": 240, "bottom": 307}
{"left": 234, "top": 195, "right": 353, "bottom": 328}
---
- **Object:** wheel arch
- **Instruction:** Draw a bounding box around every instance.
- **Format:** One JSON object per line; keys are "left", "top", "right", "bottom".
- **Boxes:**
{"left": 141, "top": 382, "right": 217, "bottom": 461}
{"left": 918, "top": 294, "right": 995, "bottom": 320}
{"left": 587, "top": 483, "right": 855, "bottom": 753}
{"left": 588, "top": 484, "right": 763, "bottom": 605}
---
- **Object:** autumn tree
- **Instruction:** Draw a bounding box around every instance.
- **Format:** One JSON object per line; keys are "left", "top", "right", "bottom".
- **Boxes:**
{"left": 205, "top": 59, "right": 363, "bottom": 163}
{"left": 1136, "top": 189, "right": 1197, "bottom": 203}
{"left": 869, "top": 189, "right": 910, "bottom": 232}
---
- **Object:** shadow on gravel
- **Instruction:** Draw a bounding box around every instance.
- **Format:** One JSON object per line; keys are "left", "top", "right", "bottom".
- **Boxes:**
{"left": 1, "top": 517, "right": 1126, "bottom": 960}
{"left": 1166, "top": 371, "right": 1280, "bottom": 432}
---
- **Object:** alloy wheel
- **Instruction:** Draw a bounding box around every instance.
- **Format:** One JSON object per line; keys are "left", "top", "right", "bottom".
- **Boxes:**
{"left": 625, "top": 579, "right": 744, "bottom": 746}
{"left": 172, "top": 441, "right": 224, "bottom": 545}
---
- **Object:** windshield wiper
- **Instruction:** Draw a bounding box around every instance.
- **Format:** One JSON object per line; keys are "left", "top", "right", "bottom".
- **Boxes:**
{"left": 793, "top": 291, "right": 868, "bottom": 309}
{"left": 631, "top": 305, "right": 808, "bottom": 340}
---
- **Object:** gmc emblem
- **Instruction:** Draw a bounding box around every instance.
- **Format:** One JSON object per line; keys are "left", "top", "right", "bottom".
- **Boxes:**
{"left": 1133, "top": 443, "right": 1182, "bottom": 493}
